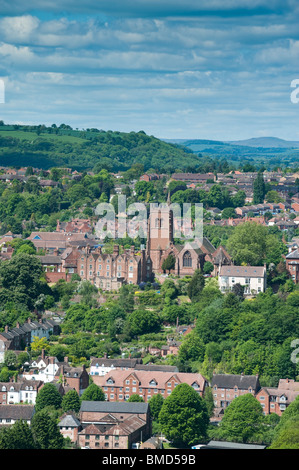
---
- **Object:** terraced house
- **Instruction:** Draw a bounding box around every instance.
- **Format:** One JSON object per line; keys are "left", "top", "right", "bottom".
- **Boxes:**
{"left": 92, "top": 369, "right": 208, "bottom": 402}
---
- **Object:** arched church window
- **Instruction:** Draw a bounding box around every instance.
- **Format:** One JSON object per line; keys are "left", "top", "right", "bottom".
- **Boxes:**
{"left": 183, "top": 251, "right": 192, "bottom": 267}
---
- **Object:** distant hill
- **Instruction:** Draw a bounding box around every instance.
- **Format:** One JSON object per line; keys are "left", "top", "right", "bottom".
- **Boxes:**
{"left": 228, "top": 137, "right": 299, "bottom": 148}
{"left": 0, "top": 124, "right": 203, "bottom": 173}
{"left": 163, "top": 137, "right": 299, "bottom": 169}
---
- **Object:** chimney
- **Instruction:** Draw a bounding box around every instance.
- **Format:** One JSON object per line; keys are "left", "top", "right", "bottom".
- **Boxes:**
{"left": 113, "top": 245, "right": 119, "bottom": 256}
{"left": 104, "top": 352, "right": 107, "bottom": 359}
{"left": 130, "top": 245, "right": 135, "bottom": 255}
{"left": 5, "top": 325, "right": 8, "bottom": 333}
{"left": 41, "top": 349, "right": 45, "bottom": 360}
{"left": 64, "top": 356, "right": 68, "bottom": 364}
{"left": 16, "top": 322, "right": 20, "bottom": 329}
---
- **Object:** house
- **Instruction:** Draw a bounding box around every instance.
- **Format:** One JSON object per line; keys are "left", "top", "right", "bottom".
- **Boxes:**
{"left": 0, "top": 404, "right": 35, "bottom": 426}
{"left": 54, "top": 362, "right": 89, "bottom": 396}
{"left": 171, "top": 173, "right": 216, "bottom": 183}
{"left": 56, "top": 218, "right": 93, "bottom": 234}
{"left": 58, "top": 412, "right": 82, "bottom": 443}
{"left": 0, "top": 380, "right": 43, "bottom": 405}
{"left": 206, "top": 245, "right": 232, "bottom": 276}
{"left": 78, "top": 401, "right": 151, "bottom": 449}
{"left": 285, "top": 247, "right": 299, "bottom": 284}
{"left": 218, "top": 265, "right": 267, "bottom": 295}
{"left": 21, "top": 351, "right": 60, "bottom": 383}
{"left": 256, "top": 378, "right": 299, "bottom": 416}
{"left": 140, "top": 436, "right": 163, "bottom": 449}
{"left": 89, "top": 356, "right": 142, "bottom": 377}
{"left": 211, "top": 374, "right": 261, "bottom": 412}
{"left": 27, "top": 231, "right": 88, "bottom": 253}
{"left": 92, "top": 369, "right": 208, "bottom": 402}
{"left": 0, "top": 319, "right": 59, "bottom": 363}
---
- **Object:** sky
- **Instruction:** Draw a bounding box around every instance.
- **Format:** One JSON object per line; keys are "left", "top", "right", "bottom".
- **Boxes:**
{"left": 0, "top": 0, "right": 299, "bottom": 141}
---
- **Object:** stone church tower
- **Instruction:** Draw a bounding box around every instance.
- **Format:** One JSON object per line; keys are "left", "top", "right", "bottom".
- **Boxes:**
{"left": 146, "top": 202, "right": 174, "bottom": 273}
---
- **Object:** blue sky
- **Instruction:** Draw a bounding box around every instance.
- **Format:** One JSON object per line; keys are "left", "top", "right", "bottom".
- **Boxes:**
{"left": 0, "top": 0, "right": 299, "bottom": 140}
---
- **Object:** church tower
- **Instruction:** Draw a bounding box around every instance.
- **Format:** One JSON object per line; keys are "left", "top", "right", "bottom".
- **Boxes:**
{"left": 147, "top": 199, "right": 174, "bottom": 273}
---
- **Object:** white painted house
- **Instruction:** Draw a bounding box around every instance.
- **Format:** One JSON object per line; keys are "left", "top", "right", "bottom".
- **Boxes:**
{"left": 218, "top": 265, "right": 267, "bottom": 295}
{"left": 21, "top": 351, "right": 60, "bottom": 383}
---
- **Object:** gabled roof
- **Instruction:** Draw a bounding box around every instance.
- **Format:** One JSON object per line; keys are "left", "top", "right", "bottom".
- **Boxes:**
{"left": 219, "top": 265, "right": 265, "bottom": 278}
{"left": 211, "top": 374, "right": 260, "bottom": 391}
{"left": 0, "top": 404, "right": 35, "bottom": 420}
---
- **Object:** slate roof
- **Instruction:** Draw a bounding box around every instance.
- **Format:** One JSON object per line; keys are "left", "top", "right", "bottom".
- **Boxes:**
{"left": 58, "top": 413, "right": 81, "bottom": 428}
{"left": 219, "top": 265, "right": 265, "bottom": 278}
{"left": 80, "top": 401, "right": 149, "bottom": 414}
{"left": 211, "top": 374, "right": 260, "bottom": 392}
{"left": 286, "top": 248, "right": 299, "bottom": 259}
{"left": 90, "top": 357, "right": 141, "bottom": 368}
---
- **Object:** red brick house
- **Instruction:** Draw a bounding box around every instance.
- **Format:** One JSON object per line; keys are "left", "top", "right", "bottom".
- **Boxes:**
{"left": 256, "top": 379, "right": 299, "bottom": 416}
{"left": 285, "top": 247, "right": 299, "bottom": 284}
{"left": 92, "top": 369, "right": 208, "bottom": 402}
{"left": 211, "top": 374, "right": 261, "bottom": 411}
{"left": 78, "top": 401, "right": 151, "bottom": 449}
{"left": 54, "top": 362, "right": 89, "bottom": 396}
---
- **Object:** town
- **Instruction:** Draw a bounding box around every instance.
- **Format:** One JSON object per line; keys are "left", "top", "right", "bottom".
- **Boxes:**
{"left": 0, "top": 153, "right": 298, "bottom": 450}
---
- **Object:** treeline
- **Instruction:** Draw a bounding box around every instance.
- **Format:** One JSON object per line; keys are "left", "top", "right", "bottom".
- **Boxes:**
{"left": 0, "top": 124, "right": 202, "bottom": 173}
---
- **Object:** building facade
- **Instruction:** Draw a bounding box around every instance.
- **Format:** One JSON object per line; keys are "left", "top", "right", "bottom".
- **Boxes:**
{"left": 218, "top": 265, "right": 267, "bottom": 295}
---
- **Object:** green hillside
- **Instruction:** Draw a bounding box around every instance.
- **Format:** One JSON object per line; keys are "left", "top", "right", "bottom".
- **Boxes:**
{"left": 0, "top": 123, "right": 202, "bottom": 173}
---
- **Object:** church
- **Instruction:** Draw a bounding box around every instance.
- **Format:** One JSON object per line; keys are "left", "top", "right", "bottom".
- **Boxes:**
{"left": 146, "top": 202, "right": 219, "bottom": 277}
{"left": 36, "top": 202, "right": 232, "bottom": 291}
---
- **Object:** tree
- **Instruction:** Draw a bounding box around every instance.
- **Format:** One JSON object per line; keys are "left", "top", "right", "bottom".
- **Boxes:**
{"left": 269, "top": 416, "right": 299, "bottom": 449}
{"left": 0, "top": 419, "right": 35, "bottom": 449}
{"left": 0, "top": 253, "right": 48, "bottom": 310}
{"left": 162, "top": 254, "right": 176, "bottom": 274}
{"left": 35, "top": 383, "right": 62, "bottom": 412}
{"left": 126, "top": 309, "right": 161, "bottom": 337}
{"left": 31, "top": 410, "right": 64, "bottom": 449}
{"left": 253, "top": 170, "right": 266, "bottom": 204}
{"left": 217, "top": 394, "right": 264, "bottom": 443}
{"left": 158, "top": 383, "right": 209, "bottom": 447}
{"left": 203, "top": 261, "right": 214, "bottom": 275}
{"left": 80, "top": 383, "right": 105, "bottom": 402}
{"left": 31, "top": 336, "right": 50, "bottom": 356}
{"left": 226, "top": 222, "right": 283, "bottom": 266}
{"left": 187, "top": 269, "right": 205, "bottom": 302}
{"left": 148, "top": 394, "right": 164, "bottom": 420}
{"left": 221, "top": 207, "right": 236, "bottom": 219}
{"left": 127, "top": 394, "right": 144, "bottom": 402}
{"left": 61, "top": 389, "right": 81, "bottom": 413}
{"left": 231, "top": 283, "right": 245, "bottom": 300}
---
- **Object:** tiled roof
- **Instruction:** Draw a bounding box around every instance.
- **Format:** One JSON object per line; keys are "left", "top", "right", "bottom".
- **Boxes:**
{"left": 93, "top": 369, "right": 207, "bottom": 391}
{"left": 219, "top": 265, "right": 265, "bottom": 278}
{"left": 0, "top": 404, "right": 35, "bottom": 420}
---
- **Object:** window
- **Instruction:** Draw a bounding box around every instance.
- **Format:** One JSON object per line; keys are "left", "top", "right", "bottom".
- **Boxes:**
{"left": 183, "top": 251, "right": 192, "bottom": 267}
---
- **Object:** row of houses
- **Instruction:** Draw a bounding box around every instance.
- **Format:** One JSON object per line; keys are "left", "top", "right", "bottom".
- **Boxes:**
{"left": 0, "top": 351, "right": 298, "bottom": 449}
{"left": 0, "top": 318, "right": 60, "bottom": 363}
